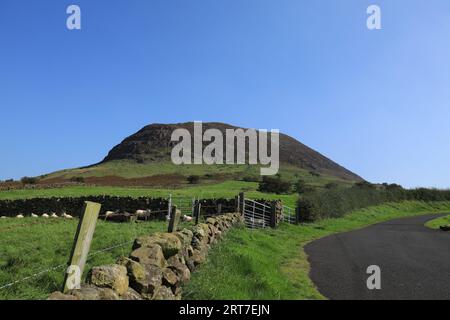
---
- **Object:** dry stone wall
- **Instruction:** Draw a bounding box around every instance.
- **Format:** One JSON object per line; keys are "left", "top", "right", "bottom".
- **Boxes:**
{"left": 48, "top": 212, "right": 244, "bottom": 300}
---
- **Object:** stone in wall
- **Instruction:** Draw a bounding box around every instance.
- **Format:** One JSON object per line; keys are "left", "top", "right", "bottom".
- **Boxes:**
{"left": 48, "top": 212, "right": 244, "bottom": 301}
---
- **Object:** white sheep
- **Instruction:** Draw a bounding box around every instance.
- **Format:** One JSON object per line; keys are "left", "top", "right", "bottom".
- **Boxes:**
{"left": 62, "top": 213, "right": 73, "bottom": 219}
{"left": 51, "top": 213, "right": 59, "bottom": 218}
{"left": 31, "top": 213, "right": 39, "bottom": 218}
{"left": 42, "top": 213, "right": 49, "bottom": 218}
{"left": 135, "top": 209, "right": 147, "bottom": 216}
{"left": 105, "top": 211, "right": 115, "bottom": 217}
{"left": 16, "top": 214, "right": 24, "bottom": 219}
{"left": 1, "top": 216, "right": 7, "bottom": 219}
{"left": 182, "top": 215, "right": 193, "bottom": 222}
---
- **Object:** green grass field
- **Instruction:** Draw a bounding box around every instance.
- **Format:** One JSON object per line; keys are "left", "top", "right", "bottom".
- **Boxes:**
{"left": 184, "top": 201, "right": 450, "bottom": 300}
{"left": 42, "top": 160, "right": 352, "bottom": 187}
{"left": 0, "top": 218, "right": 168, "bottom": 300}
{"left": 0, "top": 181, "right": 299, "bottom": 208}
{"left": 425, "top": 214, "right": 450, "bottom": 229}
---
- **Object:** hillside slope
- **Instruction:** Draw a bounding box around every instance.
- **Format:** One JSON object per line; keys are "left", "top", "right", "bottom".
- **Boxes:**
{"left": 103, "top": 122, "right": 362, "bottom": 181}
{"left": 42, "top": 122, "right": 363, "bottom": 187}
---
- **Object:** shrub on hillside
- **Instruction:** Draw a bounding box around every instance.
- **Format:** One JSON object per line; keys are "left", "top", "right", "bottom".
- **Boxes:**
{"left": 187, "top": 175, "right": 200, "bottom": 184}
{"left": 21, "top": 176, "right": 38, "bottom": 185}
{"left": 70, "top": 176, "right": 85, "bottom": 183}
{"left": 309, "top": 171, "right": 321, "bottom": 178}
{"left": 324, "top": 182, "right": 339, "bottom": 190}
{"left": 293, "top": 179, "right": 313, "bottom": 194}
{"left": 242, "top": 175, "right": 260, "bottom": 183}
{"left": 258, "top": 176, "right": 291, "bottom": 194}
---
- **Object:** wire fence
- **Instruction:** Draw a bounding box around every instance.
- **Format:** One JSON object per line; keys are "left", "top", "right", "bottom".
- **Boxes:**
{"left": 169, "top": 195, "right": 196, "bottom": 217}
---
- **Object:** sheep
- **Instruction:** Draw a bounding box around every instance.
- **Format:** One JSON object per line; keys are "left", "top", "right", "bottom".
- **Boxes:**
{"left": 62, "top": 212, "right": 73, "bottom": 219}
{"left": 51, "top": 213, "right": 59, "bottom": 218}
{"left": 31, "top": 213, "right": 39, "bottom": 218}
{"left": 1, "top": 216, "right": 7, "bottom": 219}
{"left": 135, "top": 209, "right": 147, "bottom": 216}
{"left": 16, "top": 214, "right": 24, "bottom": 219}
{"left": 182, "top": 215, "right": 193, "bottom": 222}
{"left": 42, "top": 213, "right": 49, "bottom": 218}
{"left": 105, "top": 211, "right": 115, "bottom": 217}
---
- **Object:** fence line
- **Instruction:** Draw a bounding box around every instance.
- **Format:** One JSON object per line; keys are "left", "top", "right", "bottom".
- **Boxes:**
{"left": 0, "top": 263, "right": 67, "bottom": 291}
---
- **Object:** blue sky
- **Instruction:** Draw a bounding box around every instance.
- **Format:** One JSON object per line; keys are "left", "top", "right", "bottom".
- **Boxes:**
{"left": 1, "top": 0, "right": 450, "bottom": 188}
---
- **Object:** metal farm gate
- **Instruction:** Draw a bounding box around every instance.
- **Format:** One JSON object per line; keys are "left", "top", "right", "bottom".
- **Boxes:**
{"left": 282, "top": 205, "right": 297, "bottom": 224}
{"left": 243, "top": 198, "right": 272, "bottom": 229}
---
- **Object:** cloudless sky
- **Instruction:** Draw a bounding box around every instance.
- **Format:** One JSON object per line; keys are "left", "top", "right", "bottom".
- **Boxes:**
{"left": 1, "top": 0, "right": 450, "bottom": 188}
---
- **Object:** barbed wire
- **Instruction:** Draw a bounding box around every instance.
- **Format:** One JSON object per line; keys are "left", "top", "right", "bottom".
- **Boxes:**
{"left": 0, "top": 263, "right": 67, "bottom": 291}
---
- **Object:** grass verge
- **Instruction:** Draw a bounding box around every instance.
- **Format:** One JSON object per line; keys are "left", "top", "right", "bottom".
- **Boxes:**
{"left": 184, "top": 201, "right": 450, "bottom": 300}
{"left": 425, "top": 214, "right": 450, "bottom": 229}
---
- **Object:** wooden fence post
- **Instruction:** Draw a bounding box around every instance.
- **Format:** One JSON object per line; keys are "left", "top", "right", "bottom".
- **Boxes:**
{"left": 167, "top": 194, "right": 172, "bottom": 219}
{"left": 168, "top": 206, "right": 181, "bottom": 233}
{"left": 239, "top": 192, "right": 245, "bottom": 215}
{"left": 270, "top": 202, "right": 277, "bottom": 229}
{"left": 194, "top": 201, "right": 201, "bottom": 225}
{"left": 217, "top": 203, "right": 222, "bottom": 215}
{"left": 63, "top": 201, "right": 101, "bottom": 293}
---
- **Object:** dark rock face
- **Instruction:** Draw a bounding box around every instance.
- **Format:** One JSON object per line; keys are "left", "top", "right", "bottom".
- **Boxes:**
{"left": 102, "top": 122, "right": 363, "bottom": 181}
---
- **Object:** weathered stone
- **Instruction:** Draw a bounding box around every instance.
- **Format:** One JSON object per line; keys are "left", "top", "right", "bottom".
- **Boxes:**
{"left": 167, "top": 253, "right": 185, "bottom": 266}
{"left": 88, "top": 264, "right": 129, "bottom": 295}
{"left": 117, "top": 257, "right": 146, "bottom": 282}
{"left": 181, "top": 228, "right": 193, "bottom": 241}
{"left": 48, "top": 291, "right": 79, "bottom": 300}
{"left": 152, "top": 285, "right": 176, "bottom": 300}
{"left": 186, "top": 245, "right": 194, "bottom": 257}
{"left": 185, "top": 259, "right": 195, "bottom": 272}
{"left": 121, "top": 287, "right": 143, "bottom": 300}
{"left": 168, "top": 261, "right": 191, "bottom": 284}
{"left": 68, "top": 285, "right": 120, "bottom": 300}
{"left": 174, "top": 286, "right": 183, "bottom": 300}
{"left": 130, "top": 244, "right": 167, "bottom": 268}
{"left": 191, "top": 225, "right": 206, "bottom": 239}
{"left": 191, "top": 250, "right": 207, "bottom": 266}
{"left": 206, "top": 217, "right": 217, "bottom": 225}
{"left": 175, "top": 228, "right": 193, "bottom": 246}
{"left": 162, "top": 268, "right": 179, "bottom": 286}
{"left": 130, "top": 265, "right": 163, "bottom": 299}
{"left": 134, "top": 233, "right": 182, "bottom": 258}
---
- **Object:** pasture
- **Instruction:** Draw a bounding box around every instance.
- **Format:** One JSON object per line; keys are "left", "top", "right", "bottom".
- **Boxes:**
{"left": 0, "top": 217, "right": 167, "bottom": 300}
{"left": 0, "top": 181, "right": 298, "bottom": 207}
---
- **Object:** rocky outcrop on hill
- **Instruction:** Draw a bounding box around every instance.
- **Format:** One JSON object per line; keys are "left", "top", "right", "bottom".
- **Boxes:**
{"left": 102, "top": 122, "right": 363, "bottom": 181}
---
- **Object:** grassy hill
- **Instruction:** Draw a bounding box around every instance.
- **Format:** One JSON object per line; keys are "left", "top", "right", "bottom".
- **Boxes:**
{"left": 2, "top": 122, "right": 363, "bottom": 201}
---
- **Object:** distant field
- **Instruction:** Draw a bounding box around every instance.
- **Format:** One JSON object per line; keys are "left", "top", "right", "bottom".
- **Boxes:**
{"left": 0, "top": 218, "right": 168, "bottom": 300}
{"left": 425, "top": 214, "right": 450, "bottom": 229}
{"left": 0, "top": 181, "right": 299, "bottom": 208}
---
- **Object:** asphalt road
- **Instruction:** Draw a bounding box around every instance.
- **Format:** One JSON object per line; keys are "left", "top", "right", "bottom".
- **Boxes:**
{"left": 305, "top": 214, "right": 450, "bottom": 300}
